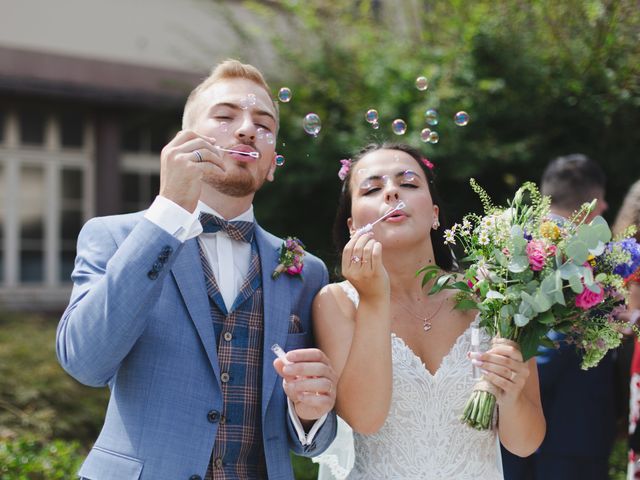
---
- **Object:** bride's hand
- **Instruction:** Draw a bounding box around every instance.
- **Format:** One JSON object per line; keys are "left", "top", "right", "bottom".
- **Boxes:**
{"left": 341, "top": 230, "right": 389, "bottom": 301}
{"left": 470, "top": 343, "right": 529, "bottom": 408}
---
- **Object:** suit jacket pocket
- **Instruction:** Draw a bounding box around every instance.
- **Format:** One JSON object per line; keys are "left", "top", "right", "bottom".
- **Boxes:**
{"left": 78, "top": 446, "right": 143, "bottom": 480}
{"left": 285, "top": 332, "right": 310, "bottom": 351}
{"left": 288, "top": 314, "right": 304, "bottom": 334}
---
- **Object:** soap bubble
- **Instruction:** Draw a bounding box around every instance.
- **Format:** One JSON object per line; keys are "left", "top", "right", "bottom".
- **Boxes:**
{"left": 428, "top": 131, "right": 439, "bottom": 144}
{"left": 303, "top": 113, "right": 322, "bottom": 137}
{"left": 425, "top": 109, "right": 439, "bottom": 126}
{"left": 420, "top": 128, "right": 432, "bottom": 143}
{"left": 415, "top": 76, "right": 429, "bottom": 91}
{"left": 454, "top": 111, "right": 470, "bottom": 126}
{"left": 365, "top": 109, "right": 379, "bottom": 123}
{"left": 275, "top": 154, "right": 285, "bottom": 166}
{"left": 392, "top": 119, "right": 407, "bottom": 135}
{"left": 278, "top": 87, "right": 292, "bottom": 103}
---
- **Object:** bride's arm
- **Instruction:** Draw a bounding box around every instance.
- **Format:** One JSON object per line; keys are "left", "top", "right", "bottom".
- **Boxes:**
{"left": 312, "top": 233, "right": 393, "bottom": 435}
{"left": 477, "top": 345, "right": 546, "bottom": 456}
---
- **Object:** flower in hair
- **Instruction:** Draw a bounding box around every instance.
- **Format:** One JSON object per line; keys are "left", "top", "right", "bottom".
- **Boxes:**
{"left": 421, "top": 157, "right": 434, "bottom": 170}
{"left": 338, "top": 158, "right": 352, "bottom": 181}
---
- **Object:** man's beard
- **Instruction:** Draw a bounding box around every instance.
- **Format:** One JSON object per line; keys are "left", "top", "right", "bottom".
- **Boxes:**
{"left": 205, "top": 166, "right": 264, "bottom": 197}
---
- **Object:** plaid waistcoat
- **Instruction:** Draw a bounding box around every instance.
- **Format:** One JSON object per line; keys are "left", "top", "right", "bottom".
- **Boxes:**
{"left": 198, "top": 239, "right": 267, "bottom": 480}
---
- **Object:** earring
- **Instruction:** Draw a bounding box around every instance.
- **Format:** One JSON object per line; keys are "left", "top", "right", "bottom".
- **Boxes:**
{"left": 432, "top": 218, "right": 440, "bottom": 230}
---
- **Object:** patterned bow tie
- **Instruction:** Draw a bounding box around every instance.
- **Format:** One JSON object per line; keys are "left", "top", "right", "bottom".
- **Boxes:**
{"left": 199, "top": 212, "right": 255, "bottom": 243}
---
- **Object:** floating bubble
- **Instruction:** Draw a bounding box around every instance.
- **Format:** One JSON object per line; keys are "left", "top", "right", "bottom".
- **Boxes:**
{"left": 278, "top": 87, "right": 292, "bottom": 103}
{"left": 415, "top": 76, "right": 429, "bottom": 91}
{"left": 425, "top": 109, "right": 438, "bottom": 126}
{"left": 392, "top": 119, "right": 407, "bottom": 135}
{"left": 247, "top": 94, "right": 257, "bottom": 106}
{"left": 420, "top": 128, "right": 432, "bottom": 143}
{"left": 303, "top": 113, "right": 322, "bottom": 137}
{"left": 275, "top": 154, "right": 285, "bottom": 166}
{"left": 428, "top": 131, "right": 440, "bottom": 144}
{"left": 372, "top": 121, "right": 380, "bottom": 130}
{"left": 265, "top": 132, "right": 275, "bottom": 145}
{"left": 454, "top": 111, "right": 470, "bottom": 126}
{"left": 365, "top": 109, "right": 379, "bottom": 124}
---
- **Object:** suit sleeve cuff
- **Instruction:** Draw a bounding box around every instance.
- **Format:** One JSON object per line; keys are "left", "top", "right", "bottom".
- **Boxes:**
{"left": 144, "top": 196, "right": 202, "bottom": 242}
{"left": 287, "top": 397, "right": 328, "bottom": 446}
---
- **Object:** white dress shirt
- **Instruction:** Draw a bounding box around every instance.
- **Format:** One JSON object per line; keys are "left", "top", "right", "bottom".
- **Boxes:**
{"left": 144, "top": 195, "right": 325, "bottom": 445}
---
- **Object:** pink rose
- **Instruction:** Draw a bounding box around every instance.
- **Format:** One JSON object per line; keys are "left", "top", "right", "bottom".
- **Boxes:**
{"left": 526, "top": 240, "right": 549, "bottom": 271}
{"left": 575, "top": 284, "right": 605, "bottom": 310}
{"left": 286, "top": 264, "right": 303, "bottom": 275}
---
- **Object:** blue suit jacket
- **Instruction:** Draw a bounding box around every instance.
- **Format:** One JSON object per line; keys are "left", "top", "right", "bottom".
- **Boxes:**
{"left": 535, "top": 331, "right": 617, "bottom": 458}
{"left": 56, "top": 212, "right": 337, "bottom": 480}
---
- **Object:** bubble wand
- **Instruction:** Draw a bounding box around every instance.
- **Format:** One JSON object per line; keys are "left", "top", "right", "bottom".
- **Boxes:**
{"left": 215, "top": 145, "right": 260, "bottom": 158}
{"left": 355, "top": 201, "right": 406, "bottom": 235}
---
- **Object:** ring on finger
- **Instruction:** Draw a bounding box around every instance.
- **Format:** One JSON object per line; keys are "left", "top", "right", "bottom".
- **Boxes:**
{"left": 350, "top": 255, "right": 361, "bottom": 264}
{"left": 193, "top": 150, "right": 203, "bottom": 163}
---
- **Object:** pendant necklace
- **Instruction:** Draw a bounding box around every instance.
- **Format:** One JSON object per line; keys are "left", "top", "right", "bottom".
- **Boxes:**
{"left": 392, "top": 294, "right": 447, "bottom": 332}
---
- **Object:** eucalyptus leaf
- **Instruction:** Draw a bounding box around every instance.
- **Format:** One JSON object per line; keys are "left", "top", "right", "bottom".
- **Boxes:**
{"left": 509, "top": 255, "right": 530, "bottom": 273}
{"left": 514, "top": 313, "right": 530, "bottom": 327}
{"left": 486, "top": 290, "right": 505, "bottom": 300}
{"left": 558, "top": 262, "right": 580, "bottom": 280}
{"left": 566, "top": 240, "right": 589, "bottom": 264}
{"left": 533, "top": 291, "right": 552, "bottom": 312}
{"left": 537, "top": 310, "right": 555, "bottom": 325}
{"left": 569, "top": 275, "right": 584, "bottom": 293}
{"left": 454, "top": 299, "right": 478, "bottom": 310}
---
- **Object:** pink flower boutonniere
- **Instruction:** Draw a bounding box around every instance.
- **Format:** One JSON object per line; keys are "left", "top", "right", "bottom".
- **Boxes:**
{"left": 272, "top": 237, "right": 306, "bottom": 279}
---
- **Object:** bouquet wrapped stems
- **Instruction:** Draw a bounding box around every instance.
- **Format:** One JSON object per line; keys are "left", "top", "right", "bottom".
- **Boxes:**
{"left": 461, "top": 337, "right": 519, "bottom": 430}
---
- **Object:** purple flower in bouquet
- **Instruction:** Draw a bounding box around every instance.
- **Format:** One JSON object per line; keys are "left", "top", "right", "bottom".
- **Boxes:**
{"left": 610, "top": 238, "right": 640, "bottom": 278}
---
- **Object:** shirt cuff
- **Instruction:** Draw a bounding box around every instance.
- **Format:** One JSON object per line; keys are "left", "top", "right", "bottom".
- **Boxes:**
{"left": 144, "top": 196, "right": 202, "bottom": 242}
{"left": 287, "top": 397, "right": 328, "bottom": 446}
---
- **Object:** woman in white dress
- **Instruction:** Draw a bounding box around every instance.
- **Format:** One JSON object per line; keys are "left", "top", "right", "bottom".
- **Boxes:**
{"left": 312, "top": 143, "right": 545, "bottom": 479}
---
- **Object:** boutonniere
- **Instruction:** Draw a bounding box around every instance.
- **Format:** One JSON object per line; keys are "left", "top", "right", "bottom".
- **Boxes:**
{"left": 272, "top": 237, "right": 306, "bottom": 279}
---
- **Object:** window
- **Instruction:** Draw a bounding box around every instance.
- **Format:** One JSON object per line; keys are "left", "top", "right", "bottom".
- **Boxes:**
{"left": 0, "top": 163, "right": 4, "bottom": 283}
{"left": 121, "top": 172, "right": 160, "bottom": 213}
{"left": 19, "top": 110, "right": 46, "bottom": 146}
{"left": 0, "top": 110, "right": 5, "bottom": 144}
{"left": 60, "top": 112, "right": 84, "bottom": 148}
{"left": 60, "top": 168, "right": 84, "bottom": 282}
{"left": 19, "top": 165, "right": 45, "bottom": 282}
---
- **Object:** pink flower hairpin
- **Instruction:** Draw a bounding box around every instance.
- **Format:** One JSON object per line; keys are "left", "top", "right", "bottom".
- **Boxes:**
{"left": 338, "top": 158, "right": 352, "bottom": 180}
{"left": 422, "top": 157, "right": 434, "bottom": 170}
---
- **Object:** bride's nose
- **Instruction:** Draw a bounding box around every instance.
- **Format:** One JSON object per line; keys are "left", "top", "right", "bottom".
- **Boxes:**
{"left": 384, "top": 184, "right": 400, "bottom": 202}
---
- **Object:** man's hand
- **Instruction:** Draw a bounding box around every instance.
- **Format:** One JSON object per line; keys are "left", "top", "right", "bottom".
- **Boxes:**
{"left": 273, "top": 348, "right": 337, "bottom": 424}
{"left": 159, "top": 130, "right": 224, "bottom": 212}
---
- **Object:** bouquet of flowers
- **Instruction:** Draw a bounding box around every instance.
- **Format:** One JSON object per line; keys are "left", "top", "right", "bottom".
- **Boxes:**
{"left": 419, "top": 179, "right": 640, "bottom": 430}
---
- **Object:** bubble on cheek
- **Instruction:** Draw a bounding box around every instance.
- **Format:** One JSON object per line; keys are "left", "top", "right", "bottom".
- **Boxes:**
{"left": 256, "top": 128, "right": 266, "bottom": 140}
{"left": 219, "top": 122, "right": 229, "bottom": 133}
{"left": 265, "top": 132, "right": 275, "bottom": 145}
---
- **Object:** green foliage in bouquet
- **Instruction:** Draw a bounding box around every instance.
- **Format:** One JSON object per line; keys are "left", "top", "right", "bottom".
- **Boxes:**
{"left": 419, "top": 179, "right": 640, "bottom": 429}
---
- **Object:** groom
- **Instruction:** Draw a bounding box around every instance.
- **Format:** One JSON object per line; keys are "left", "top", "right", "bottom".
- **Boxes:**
{"left": 56, "top": 59, "right": 337, "bottom": 480}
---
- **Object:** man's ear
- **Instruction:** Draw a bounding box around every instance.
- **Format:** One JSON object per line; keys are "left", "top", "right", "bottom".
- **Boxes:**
{"left": 266, "top": 153, "right": 277, "bottom": 182}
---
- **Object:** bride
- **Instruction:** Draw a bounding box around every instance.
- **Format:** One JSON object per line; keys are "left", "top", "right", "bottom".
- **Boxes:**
{"left": 312, "top": 143, "right": 545, "bottom": 479}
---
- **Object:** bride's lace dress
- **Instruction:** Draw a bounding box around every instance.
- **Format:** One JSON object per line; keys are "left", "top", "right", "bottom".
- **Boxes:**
{"left": 314, "top": 282, "right": 503, "bottom": 479}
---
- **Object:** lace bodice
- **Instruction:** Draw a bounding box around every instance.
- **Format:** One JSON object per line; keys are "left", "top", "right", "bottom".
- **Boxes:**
{"left": 314, "top": 282, "right": 503, "bottom": 480}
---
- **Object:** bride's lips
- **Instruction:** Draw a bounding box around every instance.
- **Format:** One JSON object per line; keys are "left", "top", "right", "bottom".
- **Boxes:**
{"left": 384, "top": 210, "right": 408, "bottom": 223}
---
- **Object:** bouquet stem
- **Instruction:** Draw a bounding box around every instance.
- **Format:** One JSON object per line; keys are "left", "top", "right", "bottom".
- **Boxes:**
{"left": 460, "top": 337, "right": 519, "bottom": 430}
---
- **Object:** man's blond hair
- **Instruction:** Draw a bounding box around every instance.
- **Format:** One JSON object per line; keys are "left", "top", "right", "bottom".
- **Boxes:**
{"left": 182, "top": 59, "right": 279, "bottom": 130}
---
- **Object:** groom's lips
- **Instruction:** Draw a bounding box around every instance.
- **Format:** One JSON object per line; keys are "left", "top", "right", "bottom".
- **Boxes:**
{"left": 229, "top": 144, "right": 259, "bottom": 162}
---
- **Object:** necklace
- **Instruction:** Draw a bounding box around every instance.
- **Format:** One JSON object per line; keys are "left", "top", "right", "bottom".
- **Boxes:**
{"left": 391, "top": 294, "right": 447, "bottom": 332}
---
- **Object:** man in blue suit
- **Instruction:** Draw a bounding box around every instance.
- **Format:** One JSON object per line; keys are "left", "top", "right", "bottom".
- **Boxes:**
{"left": 57, "top": 59, "right": 337, "bottom": 480}
{"left": 501, "top": 154, "right": 616, "bottom": 480}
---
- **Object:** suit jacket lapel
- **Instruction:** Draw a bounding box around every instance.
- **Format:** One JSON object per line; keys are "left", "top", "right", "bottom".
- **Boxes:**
{"left": 256, "top": 227, "right": 293, "bottom": 418}
{"left": 171, "top": 239, "right": 221, "bottom": 380}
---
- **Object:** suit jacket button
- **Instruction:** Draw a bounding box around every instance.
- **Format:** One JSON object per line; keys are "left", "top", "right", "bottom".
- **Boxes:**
{"left": 214, "top": 457, "right": 223, "bottom": 469}
{"left": 220, "top": 372, "right": 230, "bottom": 383}
{"left": 207, "top": 410, "right": 220, "bottom": 423}
{"left": 189, "top": 476, "right": 201, "bottom": 480}
{"left": 223, "top": 332, "right": 233, "bottom": 342}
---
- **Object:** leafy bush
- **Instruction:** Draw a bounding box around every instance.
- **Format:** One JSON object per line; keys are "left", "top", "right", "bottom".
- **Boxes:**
{"left": 0, "top": 436, "right": 84, "bottom": 480}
